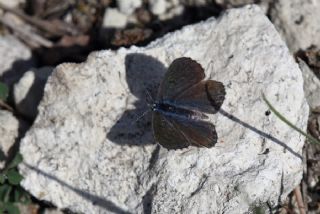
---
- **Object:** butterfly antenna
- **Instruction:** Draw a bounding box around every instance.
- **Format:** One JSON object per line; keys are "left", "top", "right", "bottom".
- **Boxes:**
{"left": 145, "top": 88, "right": 155, "bottom": 104}
{"left": 131, "top": 109, "right": 151, "bottom": 125}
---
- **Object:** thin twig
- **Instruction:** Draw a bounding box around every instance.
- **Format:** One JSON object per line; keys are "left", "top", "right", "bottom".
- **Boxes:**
{"left": 294, "top": 187, "right": 306, "bottom": 214}
{"left": 0, "top": 2, "right": 79, "bottom": 36}
{"left": 40, "top": 1, "right": 71, "bottom": 19}
{"left": 0, "top": 15, "right": 53, "bottom": 48}
{"left": 312, "top": 106, "right": 320, "bottom": 114}
{"left": 302, "top": 143, "right": 309, "bottom": 214}
{"left": 0, "top": 100, "right": 14, "bottom": 112}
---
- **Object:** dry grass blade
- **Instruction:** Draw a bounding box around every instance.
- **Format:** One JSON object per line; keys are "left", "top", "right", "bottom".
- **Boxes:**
{"left": 262, "top": 93, "right": 320, "bottom": 145}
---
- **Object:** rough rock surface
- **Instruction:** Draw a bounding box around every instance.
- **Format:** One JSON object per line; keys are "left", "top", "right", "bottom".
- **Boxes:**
{"left": 19, "top": 5, "right": 308, "bottom": 214}
{"left": 0, "top": 110, "right": 19, "bottom": 169}
{"left": 14, "top": 67, "right": 54, "bottom": 120}
{"left": 299, "top": 59, "right": 320, "bottom": 109}
{"left": 270, "top": 0, "right": 320, "bottom": 52}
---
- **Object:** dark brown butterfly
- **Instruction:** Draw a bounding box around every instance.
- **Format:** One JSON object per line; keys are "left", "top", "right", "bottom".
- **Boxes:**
{"left": 152, "top": 57, "right": 226, "bottom": 150}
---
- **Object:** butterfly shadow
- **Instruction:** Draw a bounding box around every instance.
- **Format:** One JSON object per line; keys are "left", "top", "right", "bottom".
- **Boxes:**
{"left": 107, "top": 53, "right": 166, "bottom": 146}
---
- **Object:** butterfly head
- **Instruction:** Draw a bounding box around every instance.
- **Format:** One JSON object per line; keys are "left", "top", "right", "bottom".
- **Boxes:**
{"left": 149, "top": 102, "right": 159, "bottom": 112}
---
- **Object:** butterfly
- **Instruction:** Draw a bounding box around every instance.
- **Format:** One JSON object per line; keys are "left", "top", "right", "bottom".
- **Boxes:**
{"left": 151, "top": 57, "right": 226, "bottom": 149}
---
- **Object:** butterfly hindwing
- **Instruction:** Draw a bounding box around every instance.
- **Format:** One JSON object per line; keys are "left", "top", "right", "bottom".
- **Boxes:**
{"left": 169, "top": 116, "right": 218, "bottom": 148}
{"left": 153, "top": 111, "right": 218, "bottom": 149}
{"left": 152, "top": 111, "right": 190, "bottom": 150}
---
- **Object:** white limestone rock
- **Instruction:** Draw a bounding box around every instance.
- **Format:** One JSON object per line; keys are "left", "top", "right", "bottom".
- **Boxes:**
{"left": 270, "top": 0, "right": 320, "bottom": 52}
{"left": 13, "top": 67, "right": 54, "bottom": 120}
{"left": 0, "top": 110, "right": 19, "bottom": 169}
{"left": 19, "top": 5, "right": 308, "bottom": 214}
{"left": 299, "top": 59, "right": 320, "bottom": 109}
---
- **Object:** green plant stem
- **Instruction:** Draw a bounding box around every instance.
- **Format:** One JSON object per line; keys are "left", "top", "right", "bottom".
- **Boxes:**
{"left": 262, "top": 93, "right": 320, "bottom": 145}
{"left": 4, "top": 185, "right": 12, "bottom": 203}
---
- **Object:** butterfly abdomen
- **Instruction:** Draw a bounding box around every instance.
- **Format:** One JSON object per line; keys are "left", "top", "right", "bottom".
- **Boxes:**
{"left": 153, "top": 101, "right": 207, "bottom": 121}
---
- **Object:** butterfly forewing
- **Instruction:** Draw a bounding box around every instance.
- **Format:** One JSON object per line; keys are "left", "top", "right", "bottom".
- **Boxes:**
{"left": 158, "top": 57, "right": 205, "bottom": 100}
{"left": 172, "top": 80, "right": 225, "bottom": 114}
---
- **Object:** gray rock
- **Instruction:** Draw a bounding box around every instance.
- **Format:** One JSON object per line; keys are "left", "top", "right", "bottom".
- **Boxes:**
{"left": 0, "top": 35, "right": 34, "bottom": 86}
{"left": 270, "top": 0, "right": 320, "bottom": 52}
{"left": 148, "top": 0, "right": 270, "bottom": 19}
{"left": 299, "top": 59, "right": 320, "bottom": 109}
{"left": 116, "top": 0, "right": 142, "bottom": 15}
{"left": 0, "top": 0, "right": 24, "bottom": 8}
{"left": 102, "top": 8, "right": 128, "bottom": 29}
{"left": 13, "top": 67, "right": 54, "bottom": 120}
{"left": 215, "top": 0, "right": 271, "bottom": 13}
{"left": 19, "top": 5, "right": 308, "bottom": 214}
{"left": 148, "top": 0, "right": 184, "bottom": 20}
{"left": 148, "top": 0, "right": 270, "bottom": 21}
{"left": 149, "top": 0, "right": 168, "bottom": 15}
{"left": 0, "top": 110, "right": 19, "bottom": 169}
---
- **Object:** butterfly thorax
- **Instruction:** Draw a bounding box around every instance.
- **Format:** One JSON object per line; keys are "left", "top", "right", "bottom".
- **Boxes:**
{"left": 152, "top": 101, "right": 207, "bottom": 121}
